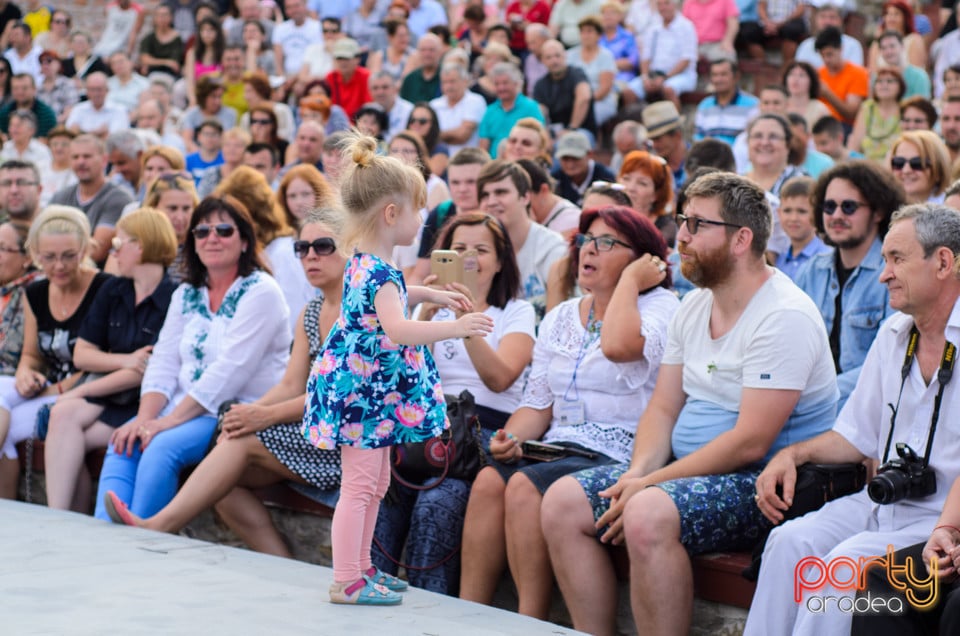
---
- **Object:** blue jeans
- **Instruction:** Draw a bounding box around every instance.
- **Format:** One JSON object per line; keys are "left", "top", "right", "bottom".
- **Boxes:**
{"left": 93, "top": 415, "right": 218, "bottom": 520}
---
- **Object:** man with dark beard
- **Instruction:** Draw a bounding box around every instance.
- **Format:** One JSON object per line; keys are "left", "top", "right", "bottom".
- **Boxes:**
{"left": 795, "top": 161, "right": 905, "bottom": 408}
{"left": 541, "top": 171, "right": 838, "bottom": 635}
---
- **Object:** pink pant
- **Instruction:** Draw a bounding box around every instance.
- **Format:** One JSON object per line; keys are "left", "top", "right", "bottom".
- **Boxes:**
{"left": 332, "top": 445, "right": 391, "bottom": 583}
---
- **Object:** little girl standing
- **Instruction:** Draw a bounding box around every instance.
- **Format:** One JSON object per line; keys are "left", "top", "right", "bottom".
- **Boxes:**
{"left": 303, "top": 132, "right": 494, "bottom": 605}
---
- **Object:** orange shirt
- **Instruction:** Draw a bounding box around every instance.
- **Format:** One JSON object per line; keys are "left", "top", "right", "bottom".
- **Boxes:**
{"left": 818, "top": 62, "right": 869, "bottom": 125}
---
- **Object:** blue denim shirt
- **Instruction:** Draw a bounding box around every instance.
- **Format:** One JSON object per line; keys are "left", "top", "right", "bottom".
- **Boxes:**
{"left": 795, "top": 237, "right": 891, "bottom": 409}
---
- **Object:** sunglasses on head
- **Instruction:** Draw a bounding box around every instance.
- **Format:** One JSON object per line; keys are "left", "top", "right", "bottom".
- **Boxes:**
{"left": 293, "top": 237, "right": 337, "bottom": 258}
{"left": 822, "top": 199, "right": 868, "bottom": 216}
{"left": 890, "top": 156, "right": 928, "bottom": 171}
{"left": 192, "top": 223, "right": 236, "bottom": 239}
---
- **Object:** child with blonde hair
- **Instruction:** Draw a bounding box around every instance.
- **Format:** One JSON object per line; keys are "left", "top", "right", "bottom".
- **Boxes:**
{"left": 302, "top": 132, "right": 494, "bottom": 605}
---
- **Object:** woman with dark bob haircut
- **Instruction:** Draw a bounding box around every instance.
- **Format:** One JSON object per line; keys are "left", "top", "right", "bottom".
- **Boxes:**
{"left": 94, "top": 195, "right": 293, "bottom": 522}
{"left": 373, "top": 212, "right": 537, "bottom": 595}
{"left": 784, "top": 61, "right": 831, "bottom": 131}
{"left": 458, "top": 205, "right": 679, "bottom": 618}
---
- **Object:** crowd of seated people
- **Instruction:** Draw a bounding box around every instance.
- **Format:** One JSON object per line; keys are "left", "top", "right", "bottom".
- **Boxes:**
{"left": 2, "top": 0, "right": 960, "bottom": 631}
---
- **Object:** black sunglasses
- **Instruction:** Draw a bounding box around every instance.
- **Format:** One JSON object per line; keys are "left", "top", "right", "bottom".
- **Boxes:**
{"left": 192, "top": 223, "right": 236, "bottom": 239}
{"left": 250, "top": 118, "right": 273, "bottom": 125}
{"left": 293, "top": 237, "right": 337, "bottom": 258}
{"left": 409, "top": 117, "right": 431, "bottom": 125}
{"left": 676, "top": 213, "right": 742, "bottom": 235}
{"left": 890, "top": 156, "right": 928, "bottom": 171}
{"left": 822, "top": 199, "right": 868, "bottom": 216}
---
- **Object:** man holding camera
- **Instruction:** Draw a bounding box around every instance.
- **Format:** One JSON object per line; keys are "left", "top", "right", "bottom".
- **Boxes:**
{"left": 746, "top": 204, "right": 960, "bottom": 636}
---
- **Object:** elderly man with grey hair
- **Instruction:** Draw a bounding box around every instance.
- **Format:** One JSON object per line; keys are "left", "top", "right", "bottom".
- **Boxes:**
{"left": 609, "top": 119, "right": 648, "bottom": 173}
{"left": 524, "top": 23, "right": 551, "bottom": 97}
{"left": 429, "top": 63, "right": 487, "bottom": 156}
{"left": 369, "top": 70, "right": 413, "bottom": 141}
{"left": 478, "top": 62, "right": 546, "bottom": 158}
{"left": 105, "top": 129, "right": 145, "bottom": 198}
{"left": 748, "top": 203, "right": 960, "bottom": 636}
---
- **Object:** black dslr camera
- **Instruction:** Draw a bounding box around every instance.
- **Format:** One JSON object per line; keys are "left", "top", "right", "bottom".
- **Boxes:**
{"left": 868, "top": 443, "right": 937, "bottom": 504}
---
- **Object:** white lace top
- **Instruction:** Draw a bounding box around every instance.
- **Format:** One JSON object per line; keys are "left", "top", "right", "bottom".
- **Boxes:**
{"left": 527, "top": 289, "right": 680, "bottom": 462}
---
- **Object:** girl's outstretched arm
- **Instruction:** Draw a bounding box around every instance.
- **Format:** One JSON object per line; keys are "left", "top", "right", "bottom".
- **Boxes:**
{"left": 376, "top": 283, "right": 493, "bottom": 346}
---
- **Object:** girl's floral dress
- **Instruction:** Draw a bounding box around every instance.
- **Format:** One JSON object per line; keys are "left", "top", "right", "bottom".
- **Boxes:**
{"left": 302, "top": 253, "right": 447, "bottom": 450}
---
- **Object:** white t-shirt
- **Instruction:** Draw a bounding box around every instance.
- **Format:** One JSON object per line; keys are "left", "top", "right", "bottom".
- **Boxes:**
{"left": 431, "top": 299, "right": 537, "bottom": 413}
{"left": 527, "top": 291, "right": 681, "bottom": 462}
{"left": 663, "top": 269, "right": 838, "bottom": 460}
{"left": 515, "top": 221, "right": 568, "bottom": 320}
{"left": 429, "top": 90, "right": 487, "bottom": 156}
{"left": 273, "top": 18, "right": 323, "bottom": 76}
{"left": 107, "top": 74, "right": 150, "bottom": 115}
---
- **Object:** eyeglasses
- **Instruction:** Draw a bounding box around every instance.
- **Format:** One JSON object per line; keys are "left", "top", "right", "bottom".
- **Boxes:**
{"left": 192, "top": 223, "right": 237, "bottom": 239}
{"left": 52, "top": 18, "right": 69, "bottom": 25}
{"left": 389, "top": 146, "right": 418, "bottom": 157}
{"left": 250, "top": 118, "right": 273, "bottom": 125}
{"left": 293, "top": 237, "right": 337, "bottom": 258}
{"left": 676, "top": 213, "right": 743, "bottom": 235}
{"left": 901, "top": 117, "right": 928, "bottom": 126}
{"left": 0, "top": 178, "right": 38, "bottom": 187}
{"left": 890, "top": 156, "right": 928, "bottom": 171}
{"left": 575, "top": 233, "right": 632, "bottom": 252}
{"left": 409, "top": 117, "right": 431, "bottom": 126}
{"left": 111, "top": 236, "right": 138, "bottom": 251}
{"left": 37, "top": 251, "right": 80, "bottom": 266}
{"left": 323, "top": 28, "right": 340, "bottom": 34}
{"left": 822, "top": 199, "right": 868, "bottom": 216}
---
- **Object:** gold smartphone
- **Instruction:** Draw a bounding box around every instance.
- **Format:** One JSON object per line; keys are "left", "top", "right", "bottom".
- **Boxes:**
{"left": 430, "top": 249, "right": 478, "bottom": 297}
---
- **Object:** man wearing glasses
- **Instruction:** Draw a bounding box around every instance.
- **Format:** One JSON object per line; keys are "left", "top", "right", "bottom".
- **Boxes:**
{"left": 0, "top": 159, "right": 42, "bottom": 225}
{"left": 795, "top": 161, "right": 905, "bottom": 408}
{"left": 542, "top": 171, "right": 837, "bottom": 635}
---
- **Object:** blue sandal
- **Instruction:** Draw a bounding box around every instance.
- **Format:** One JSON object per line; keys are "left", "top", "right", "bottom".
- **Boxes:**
{"left": 329, "top": 576, "right": 402, "bottom": 605}
{"left": 365, "top": 566, "right": 408, "bottom": 592}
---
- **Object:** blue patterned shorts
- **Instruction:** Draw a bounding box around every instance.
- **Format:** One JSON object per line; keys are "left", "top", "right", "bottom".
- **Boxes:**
{"left": 573, "top": 463, "right": 772, "bottom": 554}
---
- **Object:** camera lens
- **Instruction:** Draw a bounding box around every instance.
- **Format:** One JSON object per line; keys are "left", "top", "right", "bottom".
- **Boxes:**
{"left": 868, "top": 471, "right": 910, "bottom": 504}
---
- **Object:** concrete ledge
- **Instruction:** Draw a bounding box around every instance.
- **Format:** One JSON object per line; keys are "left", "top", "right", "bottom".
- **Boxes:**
{"left": 1, "top": 500, "right": 586, "bottom": 636}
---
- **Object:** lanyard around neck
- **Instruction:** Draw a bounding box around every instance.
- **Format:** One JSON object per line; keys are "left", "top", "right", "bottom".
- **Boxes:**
{"left": 562, "top": 299, "right": 601, "bottom": 403}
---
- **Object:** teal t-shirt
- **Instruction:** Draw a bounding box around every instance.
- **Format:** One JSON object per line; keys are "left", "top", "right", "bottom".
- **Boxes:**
{"left": 478, "top": 94, "right": 545, "bottom": 158}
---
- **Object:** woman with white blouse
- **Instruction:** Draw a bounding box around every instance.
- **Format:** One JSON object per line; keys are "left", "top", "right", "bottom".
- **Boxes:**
{"left": 458, "top": 206, "right": 680, "bottom": 618}
{"left": 93, "top": 195, "right": 291, "bottom": 520}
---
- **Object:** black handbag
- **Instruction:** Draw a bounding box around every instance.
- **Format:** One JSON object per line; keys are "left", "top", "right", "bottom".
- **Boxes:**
{"left": 390, "top": 390, "right": 484, "bottom": 489}
{"left": 742, "top": 462, "right": 868, "bottom": 581}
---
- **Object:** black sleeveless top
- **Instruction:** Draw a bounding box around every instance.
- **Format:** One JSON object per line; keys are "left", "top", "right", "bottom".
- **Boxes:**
{"left": 25, "top": 272, "right": 111, "bottom": 381}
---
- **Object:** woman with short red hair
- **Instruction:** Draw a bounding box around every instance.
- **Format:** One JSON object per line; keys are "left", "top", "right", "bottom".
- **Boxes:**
{"left": 617, "top": 150, "right": 677, "bottom": 247}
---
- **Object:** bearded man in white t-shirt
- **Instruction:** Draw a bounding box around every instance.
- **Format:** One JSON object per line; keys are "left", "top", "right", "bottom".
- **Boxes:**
{"left": 541, "top": 171, "right": 839, "bottom": 635}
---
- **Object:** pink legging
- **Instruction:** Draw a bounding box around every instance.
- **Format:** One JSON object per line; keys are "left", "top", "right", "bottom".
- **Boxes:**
{"left": 332, "top": 445, "right": 391, "bottom": 583}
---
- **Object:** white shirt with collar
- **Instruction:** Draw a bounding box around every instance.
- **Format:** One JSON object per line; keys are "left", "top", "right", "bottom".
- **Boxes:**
{"left": 65, "top": 101, "right": 130, "bottom": 135}
{"left": 387, "top": 97, "right": 414, "bottom": 141}
{"left": 429, "top": 90, "right": 487, "bottom": 156}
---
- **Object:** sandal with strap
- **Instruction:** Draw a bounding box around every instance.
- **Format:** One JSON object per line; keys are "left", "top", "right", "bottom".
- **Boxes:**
{"left": 365, "top": 566, "right": 408, "bottom": 592}
{"left": 329, "top": 576, "right": 402, "bottom": 606}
